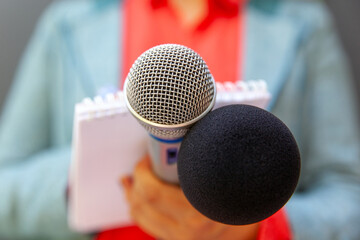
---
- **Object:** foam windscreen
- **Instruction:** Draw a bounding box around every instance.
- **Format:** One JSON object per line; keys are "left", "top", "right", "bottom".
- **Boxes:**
{"left": 177, "top": 105, "right": 301, "bottom": 225}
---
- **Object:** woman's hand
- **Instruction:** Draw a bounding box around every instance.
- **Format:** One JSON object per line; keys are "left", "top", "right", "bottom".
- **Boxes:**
{"left": 121, "top": 155, "right": 259, "bottom": 240}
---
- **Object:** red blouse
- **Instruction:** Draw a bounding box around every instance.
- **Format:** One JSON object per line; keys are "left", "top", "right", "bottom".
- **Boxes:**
{"left": 96, "top": 209, "right": 291, "bottom": 240}
{"left": 121, "top": 0, "right": 244, "bottom": 87}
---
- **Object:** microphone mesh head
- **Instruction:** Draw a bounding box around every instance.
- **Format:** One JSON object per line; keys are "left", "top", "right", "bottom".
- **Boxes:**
{"left": 125, "top": 44, "right": 216, "bottom": 139}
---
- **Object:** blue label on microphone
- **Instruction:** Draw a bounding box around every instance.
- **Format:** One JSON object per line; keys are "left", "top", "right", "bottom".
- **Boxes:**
{"left": 149, "top": 134, "right": 183, "bottom": 144}
{"left": 167, "top": 148, "right": 178, "bottom": 165}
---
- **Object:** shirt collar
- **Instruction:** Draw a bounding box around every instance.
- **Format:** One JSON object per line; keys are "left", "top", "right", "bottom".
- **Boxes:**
{"left": 150, "top": 0, "right": 242, "bottom": 18}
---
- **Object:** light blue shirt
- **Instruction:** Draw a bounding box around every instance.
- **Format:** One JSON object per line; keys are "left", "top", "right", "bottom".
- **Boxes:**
{"left": 0, "top": 0, "right": 359, "bottom": 239}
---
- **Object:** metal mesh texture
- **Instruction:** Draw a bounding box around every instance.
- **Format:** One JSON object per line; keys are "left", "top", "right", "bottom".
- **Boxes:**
{"left": 125, "top": 44, "right": 215, "bottom": 127}
{"left": 140, "top": 123, "right": 189, "bottom": 139}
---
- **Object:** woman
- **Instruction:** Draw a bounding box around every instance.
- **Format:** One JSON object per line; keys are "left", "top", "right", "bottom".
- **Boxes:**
{"left": 0, "top": 0, "right": 359, "bottom": 239}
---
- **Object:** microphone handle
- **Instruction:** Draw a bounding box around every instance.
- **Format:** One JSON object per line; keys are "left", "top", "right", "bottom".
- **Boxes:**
{"left": 147, "top": 135, "right": 181, "bottom": 184}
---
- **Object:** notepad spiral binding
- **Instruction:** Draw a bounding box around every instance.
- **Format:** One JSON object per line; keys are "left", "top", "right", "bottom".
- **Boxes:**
{"left": 75, "top": 80, "right": 271, "bottom": 119}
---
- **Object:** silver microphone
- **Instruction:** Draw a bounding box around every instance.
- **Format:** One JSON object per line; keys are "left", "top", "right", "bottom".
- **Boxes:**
{"left": 124, "top": 44, "right": 216, "bottom": 183}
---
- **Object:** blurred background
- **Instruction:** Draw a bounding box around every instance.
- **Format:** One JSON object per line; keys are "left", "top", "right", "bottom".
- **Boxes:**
{"left": 0, "top": 0, "right": 359, "bottom": 117}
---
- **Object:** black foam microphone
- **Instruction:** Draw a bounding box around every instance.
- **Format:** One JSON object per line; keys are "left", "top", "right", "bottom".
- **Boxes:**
{"left": 177, "top": 104, "right": 301, "bottom": 225}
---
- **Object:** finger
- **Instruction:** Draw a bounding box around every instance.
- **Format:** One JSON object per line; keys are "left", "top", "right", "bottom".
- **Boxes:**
{"left": 120, "top": 175, "right": 133, "bottom": 188}
{"left": 134, "top": 156, "right": 188, "bottom": 202}
{"left": 185, "top": 218, "right": 227, "bottom": 240}
{"left": 120, "top": 175, "right": 133, "bottom": 202}
{"left": 133, "top": 157, "right": 193, "bottom": 219}
{"left": 129, "top": 190, "right": 179, "bottom": 240}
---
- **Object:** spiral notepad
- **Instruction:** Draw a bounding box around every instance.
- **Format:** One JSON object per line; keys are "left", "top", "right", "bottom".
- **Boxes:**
{"left": 68, "top": 80, "right": 271, "bottom": 233}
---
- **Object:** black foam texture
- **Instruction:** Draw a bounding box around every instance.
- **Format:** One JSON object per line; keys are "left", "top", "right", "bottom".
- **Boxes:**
{"left": 178, "top": 105, "right": 300, "bottom": 225}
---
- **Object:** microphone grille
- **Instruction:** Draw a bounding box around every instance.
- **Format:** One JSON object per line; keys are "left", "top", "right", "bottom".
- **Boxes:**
{"left": 125, "top": 44, "right": 215, "bottom": 128}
